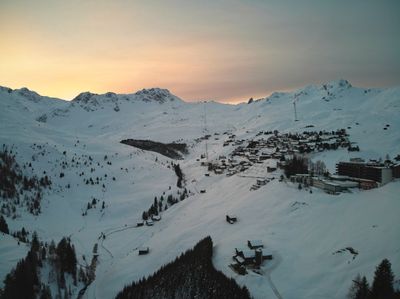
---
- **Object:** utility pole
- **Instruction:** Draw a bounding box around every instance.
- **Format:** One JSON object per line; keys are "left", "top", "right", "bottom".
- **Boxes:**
{"left": 203, "top": 101, "right": 209, "bottom": 161}
{"left": 293, "top": 95, "right": 299, "bottom": 121}
{"left": 293, "top": 101, "right": 298, "bottom": 121}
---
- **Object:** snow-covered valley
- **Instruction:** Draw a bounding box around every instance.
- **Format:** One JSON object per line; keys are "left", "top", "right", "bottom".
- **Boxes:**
{"left": 0, "top": 80, "right": 399, "bottom": 299}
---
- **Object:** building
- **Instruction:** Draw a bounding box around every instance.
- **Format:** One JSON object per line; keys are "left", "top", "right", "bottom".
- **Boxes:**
{"left": 323, "top": 181, "right": 342, "bottom": 194}
{"left": 336, "top": 162, "right": 393, "bottom": 185}
{"left": 312, "top": 178, "right": 343, "bottom": 194}
{"left": 226, "top": 214, "right": 237, "bottom": 224}
{"left": 356, "top": 178, "right": 378, "bottom": 190}
{"left": 291, "top": 174, "right": 312, "bottom": 185}
{"left": 242, "top": 250, "right": 256, "bottom": 264}
{"left": 256, "top": 179, "right": 267, "bottom": 186}
{"left": 152, "top": 215, "right": 161, "bottom": 221}
{"left": 392, "top": 164, "right": 400, "bottom": 178}
{"left": 234, "top": 247, "right": 272, "bottom": 267}
{"left": 138, "top": 247, "right": 149, "bottom": 255}
{"left": 247, "top": 240, "right": 263, "bottom": 249}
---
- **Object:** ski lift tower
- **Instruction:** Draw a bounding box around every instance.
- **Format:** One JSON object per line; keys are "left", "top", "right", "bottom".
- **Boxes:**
{"left": 293, "top": 95, "right": 299, "bottom": 121}
{"left": 203, "top": 101, "right": 209, "bottom": 161}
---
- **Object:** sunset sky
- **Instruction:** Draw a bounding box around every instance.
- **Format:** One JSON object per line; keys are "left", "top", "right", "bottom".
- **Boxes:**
{"left": 1, "top": 0, "right": 399, "bottom": 103}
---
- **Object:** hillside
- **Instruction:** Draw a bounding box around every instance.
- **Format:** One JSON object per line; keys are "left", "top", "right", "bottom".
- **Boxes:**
{"left": 0, "top": 80, "right": 399, "bottom": 299}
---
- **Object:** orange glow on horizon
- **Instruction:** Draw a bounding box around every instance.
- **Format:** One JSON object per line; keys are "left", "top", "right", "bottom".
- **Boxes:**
{"left": 2, "top": 1, "right": 398, "bottom": 103}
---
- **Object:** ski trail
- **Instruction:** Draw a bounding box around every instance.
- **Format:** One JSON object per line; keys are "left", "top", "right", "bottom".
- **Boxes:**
{"left": 266, "top": 273, "right": 284, "bottom": 299}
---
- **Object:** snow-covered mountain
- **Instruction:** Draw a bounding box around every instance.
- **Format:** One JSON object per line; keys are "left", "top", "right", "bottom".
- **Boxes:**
{"left": 0, "top": 80, "right": 399, "bottom": 299}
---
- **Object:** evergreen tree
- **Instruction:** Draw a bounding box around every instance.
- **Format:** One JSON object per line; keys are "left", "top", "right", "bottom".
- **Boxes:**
{"left": 40, "top": 285, "right": 52, "bottom": 299}
{"left": 31, "top": 231, "right": 40, "bottom": 252}
{"left": 0, "top": 215, "right": 9, "bottom": 234}
{"left": 56, "top": 238, "right": 77, "bottom": 279}
{"left": 349, "top": 274, "right": 370, "bottom": 299}
{"left": 355, "top": 276, "right": 370, "bottom": 299}
{"left": 371, "top": 259, "right": 394, "bottom": 299}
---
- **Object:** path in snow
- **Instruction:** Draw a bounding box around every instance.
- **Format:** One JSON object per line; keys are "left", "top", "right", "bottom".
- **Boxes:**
{"left": 266, "top": 273, "right": 284, "bottom": 299}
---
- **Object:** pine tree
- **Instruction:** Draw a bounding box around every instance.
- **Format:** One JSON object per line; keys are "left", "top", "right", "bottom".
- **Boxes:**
{"left": 349, "top": 275, "right": 370, "bottom": 299}
{"left": 31, "top": 231, "right": 40, "bottom": 252}
{"left": 0, "top": 215, "right": 9, "bottom": 234}
{"left": 40, "top": 284, "right": 52, "bottom": 299}
{"left": 355, "top": 276, "right": 370, "bottom": 299}
{"left": 371, "top": 259, "right": 394, "bottom": 299}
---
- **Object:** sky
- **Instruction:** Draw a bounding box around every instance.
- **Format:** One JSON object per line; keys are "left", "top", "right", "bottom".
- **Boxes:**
{"left": 1, "top": 0, "right": 399, "bottom": 103}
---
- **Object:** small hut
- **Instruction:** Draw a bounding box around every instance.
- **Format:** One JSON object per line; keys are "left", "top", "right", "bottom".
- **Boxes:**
{"left": 226, "top": 214, "right": 237, "bottom": 224}
{"left": 138, "top": 247, "right": 149, "bottom": 255}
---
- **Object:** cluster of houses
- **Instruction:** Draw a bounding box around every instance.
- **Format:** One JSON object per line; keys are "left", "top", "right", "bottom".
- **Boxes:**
{"left": 291, "top": 157, "right": 400, "bottom": 194}
{"left": 230, "top": 240, "right": 273, "bottom": 275}
{"left": 201, "top": 129, "right": 352, "bottom": 177}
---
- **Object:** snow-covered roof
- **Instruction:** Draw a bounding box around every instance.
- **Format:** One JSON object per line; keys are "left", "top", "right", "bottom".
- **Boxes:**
{"left": 242, "top": 250, "right": 256, "bottom": 259}
{"left": 235, "top": 256, "right": 245, "bottom": 264}
{"left": 248, "top": 240, "right": 263, "bottom": 247}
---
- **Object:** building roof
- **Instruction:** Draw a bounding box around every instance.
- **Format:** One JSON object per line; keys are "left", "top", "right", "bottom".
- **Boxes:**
{"left": 235, "top": 256, "right": 245, "bottom": 264}
{"left": 248, "top": 240, "right": 263, "bottom": 247}
{"left": 242, "top": 250, "right": 256, "bottom": 259}
{"left": 330, "top": 175, "right": 351, "bottom": 181}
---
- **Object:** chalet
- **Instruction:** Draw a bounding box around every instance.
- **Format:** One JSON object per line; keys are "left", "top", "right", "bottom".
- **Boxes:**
{"left": 234, "top": 247, "right": 272, "bottom": 266}
{"left": 256, "top": 179, "right": 268, "bottom": 186}
{"left": 226, "top": 214, "right": 237, "bottom": 224}
{"left": 248, "top": 240, "right": 263, "bottom": 249}
{"left": 250, "top": 184, "right": 260, "bottom": 191}
{"left": 151, "top": 215, "right": 161, "bottom": 221}
{"left": 214, "top": 168, "right": 223, "bottom": 174}
{"left": 138, "top": 247, "right": 149, "bottom": 255}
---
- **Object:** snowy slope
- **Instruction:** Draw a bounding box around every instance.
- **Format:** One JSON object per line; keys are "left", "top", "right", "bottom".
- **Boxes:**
{"left": 0, "top": 80, "right": 399, "bottom": 299}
